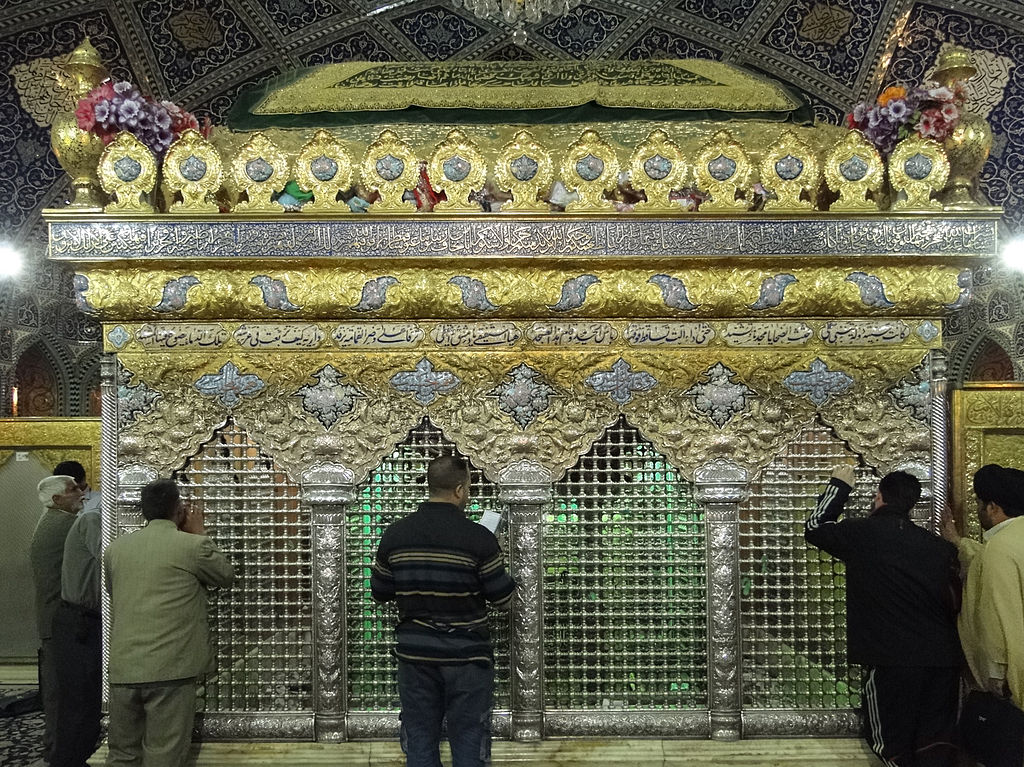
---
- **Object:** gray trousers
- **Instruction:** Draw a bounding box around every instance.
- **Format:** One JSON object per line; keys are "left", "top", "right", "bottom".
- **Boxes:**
{"left": 38, "top": 639, "right": 57, "bottom": 759}
{"left": 106, "top": 680, "right": 196, "bottom": 767}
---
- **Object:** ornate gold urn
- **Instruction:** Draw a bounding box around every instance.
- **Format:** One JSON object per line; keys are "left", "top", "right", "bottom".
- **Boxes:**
{"left": 50, "top": 39, "right": 108, "bottom": 210}
{"left": 933, "top": 45, "right": 994, "bottom": 209}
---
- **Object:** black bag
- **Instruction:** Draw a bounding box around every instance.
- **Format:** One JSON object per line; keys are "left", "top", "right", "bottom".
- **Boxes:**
{"left": 961, "top": 689, "right": 1024, "bottom": 767}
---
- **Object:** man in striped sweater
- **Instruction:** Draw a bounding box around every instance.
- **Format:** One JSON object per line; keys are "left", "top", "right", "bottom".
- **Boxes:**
{"left": 805, "top": 465, "right": 961, "bottom": 767}
{"left": 372, "top": 456, "right": 516, "bottom": 767}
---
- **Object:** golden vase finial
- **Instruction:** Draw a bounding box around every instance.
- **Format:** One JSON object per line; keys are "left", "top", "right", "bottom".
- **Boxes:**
{"left": 931, "top": 45, "right": 994, "bottom": 210}
{"left": 50, "top": 38, "right": 109, "bottom": 210}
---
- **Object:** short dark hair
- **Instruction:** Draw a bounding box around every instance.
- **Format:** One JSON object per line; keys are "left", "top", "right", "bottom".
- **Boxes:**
{"left": 140, "top": 479, "right": 181, "bottom": 521}
{"left": 53, "top": 460, "right": 86, "bottom": 484}
{"left": 427, "top": 456, "right": 469, "bottom": 494}
{"left": 878, "top": 471, "right": 921, "bottom": 514}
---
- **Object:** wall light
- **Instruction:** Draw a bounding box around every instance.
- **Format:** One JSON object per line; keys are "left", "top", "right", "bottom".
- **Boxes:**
{"left": 1001, "top": 235, "right": 1024, "bottom": 272}
{"left": 0, "top": 241, "right": 24, "bottom": 278}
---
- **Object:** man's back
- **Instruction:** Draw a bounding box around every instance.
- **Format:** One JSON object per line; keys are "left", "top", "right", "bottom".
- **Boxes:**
{"left": 30, "top": 508, "right": 76, "bottom": 640}
{"left": 372, "top": 502, "right": 515, "bottom": 665}
{"left": 105, "top": 519, "right": 234, "bottom": 684}
{"left": 806, "top": 479, "right": 961, "bottom": 668}
{"left": 839, "top": 511, "right": 961, "bottom": 666}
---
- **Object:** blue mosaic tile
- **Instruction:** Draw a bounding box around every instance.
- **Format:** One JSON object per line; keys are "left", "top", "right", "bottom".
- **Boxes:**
{"left": 255, "top": 0, "right": 351, "bottom": 36}
{"left": 394, "top": 6, "right": 484, "bottom": 61}
{"left": 301, "top": 30, "right": 396, "bottom": 65}
{"left": 760, "top": 0, "right": 882, "bottom": 89}
{"left": 540, "top": 5, "right": 624, "bottom": 59}
{"left": 675, "top": 0, "right": 761, "bottom": 32}
{"left": 136, "top": 0, "right": 259, "bottom": 91}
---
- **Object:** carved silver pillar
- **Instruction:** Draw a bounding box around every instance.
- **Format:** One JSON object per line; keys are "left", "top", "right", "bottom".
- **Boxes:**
{"left": 928, "top": 350, "right": 949, "bottom": 532}
{"left": 694, "top": 459, "right": 749, "bottom": 741}
{"left": 302, "top": 464, "right": 356, "bottom": 742}
{"left": 99, "top": 353, "right": 119, "bottom": 697}
{"left": 498, "top": 460, "right": 553, "bottom": 741}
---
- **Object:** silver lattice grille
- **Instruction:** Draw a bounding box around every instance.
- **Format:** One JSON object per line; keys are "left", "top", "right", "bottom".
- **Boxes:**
{"left": 346, "top": 418, "right": 511, "bottom": 712}
{"left": 739, "top": 425, "right": 876, "bottom": 709}
{"left": 544, "top": 417, "right": 707, "bottom": 710}
{"left": 176, "top": 419, "right": 312, "bottom": 713}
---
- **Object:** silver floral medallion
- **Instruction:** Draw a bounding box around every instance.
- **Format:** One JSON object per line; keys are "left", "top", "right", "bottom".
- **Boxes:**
{"left": 180, "top": 155, "right": 207, "bottom": 182}
{"left": 575, "top": 153, "right": 604, "bottom": 182}
{"left": 644, "top": 154, "right": 672, "bottom": 180}
{"left": 113, "top": 156, "right": 141, "bottom": 182}
{"left": 106, "top": 325, "right": 131, "bottom": 349}
{"left": 442, "top": 156, "right": 471, "bottom": 182}
{"left": 310, "top": 155, "right": 338, "bottom": 182}
{"left": 708, "top": 154, "right": 736, "bottom": 181}
{"left": 783, "top": 358, "right": 854, "bottom": 406}
{"left": 510, "top": 155, "right": 538, "bottom": 182}
{"left": 295, "top": 365, "right": 364, "bottom": 429}
{"left": 839, "top": 155, "right": 868, "bottom": 181}
{"left": 585, "top": 358, "right": 658, "bottom": 405}
{"left": 904, "top": 153, "right": 933, "bottom": 180}
{"left": 375, "top": 154, "right": 405, "bottom": 181}
{"left": 685, "top": 362, "right": 756, "bottom": 427}
{"left": 195, "top": 361, "right": 266, "bottom": 408}
{"left": 245, "top": 158, "right": 274, "bottom": 182}
{"left": 117, "top": 361, "right": 160, "bottom": 430}
{"left": 390, "top": 358, "right": 460, "bottom": 405}
{"left": 490, "top": 364, "right": 557, "bottom": 428}
{"left": 774, "top": 154, "right": 804, "bottom": 180}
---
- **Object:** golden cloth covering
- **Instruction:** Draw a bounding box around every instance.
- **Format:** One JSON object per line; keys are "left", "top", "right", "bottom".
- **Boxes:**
{"left": 251, "top": 60, "right": 801, "bottom": 115}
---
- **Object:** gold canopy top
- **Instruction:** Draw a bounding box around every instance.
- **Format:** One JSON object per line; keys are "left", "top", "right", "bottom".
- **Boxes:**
{"left": 252, "top": 59, "right": 802, "bottom": 116}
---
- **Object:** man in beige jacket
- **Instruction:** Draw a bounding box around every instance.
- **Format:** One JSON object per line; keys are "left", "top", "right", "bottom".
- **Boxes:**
{"left": 104, "top": 478, "right": 234, "bottom": 767}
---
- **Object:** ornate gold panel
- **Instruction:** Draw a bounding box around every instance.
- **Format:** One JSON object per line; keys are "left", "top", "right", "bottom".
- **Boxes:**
{"left": 78, "top": 263, "right": 967, "bottom": 323}
{"left": 232, "top": 132, "right": 290, "bottom": 213}
{"left": 429, "top": 129, "right": 487, "bottom": 213}
{"left": 823, "top": 131, "right": 883, "bottom": 211}
{"left": 694, "top": 130, "right": 752, "bottom": 211}
{"left": 629, "top": 130, "right": 688, "bottom": 212}
{"left": 562, "top": 130, "right": 618, "bottom": 212}
{"left": 162, "top": 129, "right": 223, "bottom": 213}
{"left": 890, "top": 137, "right": 950, "bottom": 211}
{"left": 294, "top": 129, "right": 353, "bottom": 213}
{"left": 952, "top": 384, "right": 1024, "bottom": 541}
{"left": 360, "top": 129, "right": 419, "bottom": 213}
{"left": 493, "top": 130, "right": 553, "bottom": 212}
{"left": 98, "top": 132, "right": 157, "bottom": 213}
{"left": 760, "top": 130, "right": 820, "bottom": 211}
{"left": 0, "top": 418, "right": 101, "bottom": 490}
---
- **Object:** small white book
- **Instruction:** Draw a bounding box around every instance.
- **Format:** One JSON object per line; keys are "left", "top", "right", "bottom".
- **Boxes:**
{"left": 478, "top": 510, "right": 503, "bottom": 533}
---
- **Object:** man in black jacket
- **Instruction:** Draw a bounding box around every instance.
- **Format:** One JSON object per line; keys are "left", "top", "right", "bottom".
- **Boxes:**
{"left": 805, "top": 465, "right": 961, "bottom": 767}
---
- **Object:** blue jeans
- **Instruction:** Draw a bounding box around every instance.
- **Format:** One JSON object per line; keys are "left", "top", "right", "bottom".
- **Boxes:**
{"left": 398, "top": 660, "right": 493, "bottom": 767}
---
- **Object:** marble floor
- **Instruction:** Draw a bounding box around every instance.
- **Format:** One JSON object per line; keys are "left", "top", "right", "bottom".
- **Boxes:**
{"left": 83, "top": 739, "right": 881, "bottom": 766}
{"left": 1, "top": 665, "right": 886, "bottom": 766}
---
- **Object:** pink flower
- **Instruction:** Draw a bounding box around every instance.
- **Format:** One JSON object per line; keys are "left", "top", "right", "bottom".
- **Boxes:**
{"left": 75, "top": 100, "right": 96, "bottom": 132}
{"left": 917, "top": 108, "right": 947, "bottom": 139}
{"left": 940, "top": 102, "right": 959, "bottom": 122}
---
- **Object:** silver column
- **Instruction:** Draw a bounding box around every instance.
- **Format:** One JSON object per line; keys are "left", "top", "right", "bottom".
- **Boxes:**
{"left": 302, "top": 464, "right": 356, "bottom": 742}
{"left": 498, "top": 460, "right": 553, "bottom": 741}
{"left": 694, "top": 458, "right": 749, "bottom": 741}
{"left": 928, "top": 349, "right": 949, "bottom": 532}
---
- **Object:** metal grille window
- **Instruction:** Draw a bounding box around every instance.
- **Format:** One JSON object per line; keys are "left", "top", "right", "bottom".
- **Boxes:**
{"left": 544, "top": 416, "right": 707, "bottom": 710}
{"left": 738, "top": 425, "right": 875, "bottom": 710}
{"left": 346, "top": 417, "right": 511, "bottom": 712}
{"left": 176, "top": 418, "right": 312, "bottom": 713}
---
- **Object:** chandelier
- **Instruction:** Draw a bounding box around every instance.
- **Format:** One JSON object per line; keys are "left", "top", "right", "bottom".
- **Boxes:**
{"left": 450, "top": 0, "right": 582, "bottom": 44}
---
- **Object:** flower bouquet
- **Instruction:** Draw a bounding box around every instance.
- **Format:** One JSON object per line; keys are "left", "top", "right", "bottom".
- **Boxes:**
{"left": 846, "top": 82, "right": 964, "bottom": 155}
{"left": 75, "top": 80, "right": 207, "bottom": 158}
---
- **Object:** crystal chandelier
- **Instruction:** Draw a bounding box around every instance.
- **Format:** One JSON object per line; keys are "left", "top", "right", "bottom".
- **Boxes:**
{"left": 451, "top": 0, "right": 582, "bottom": 44}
